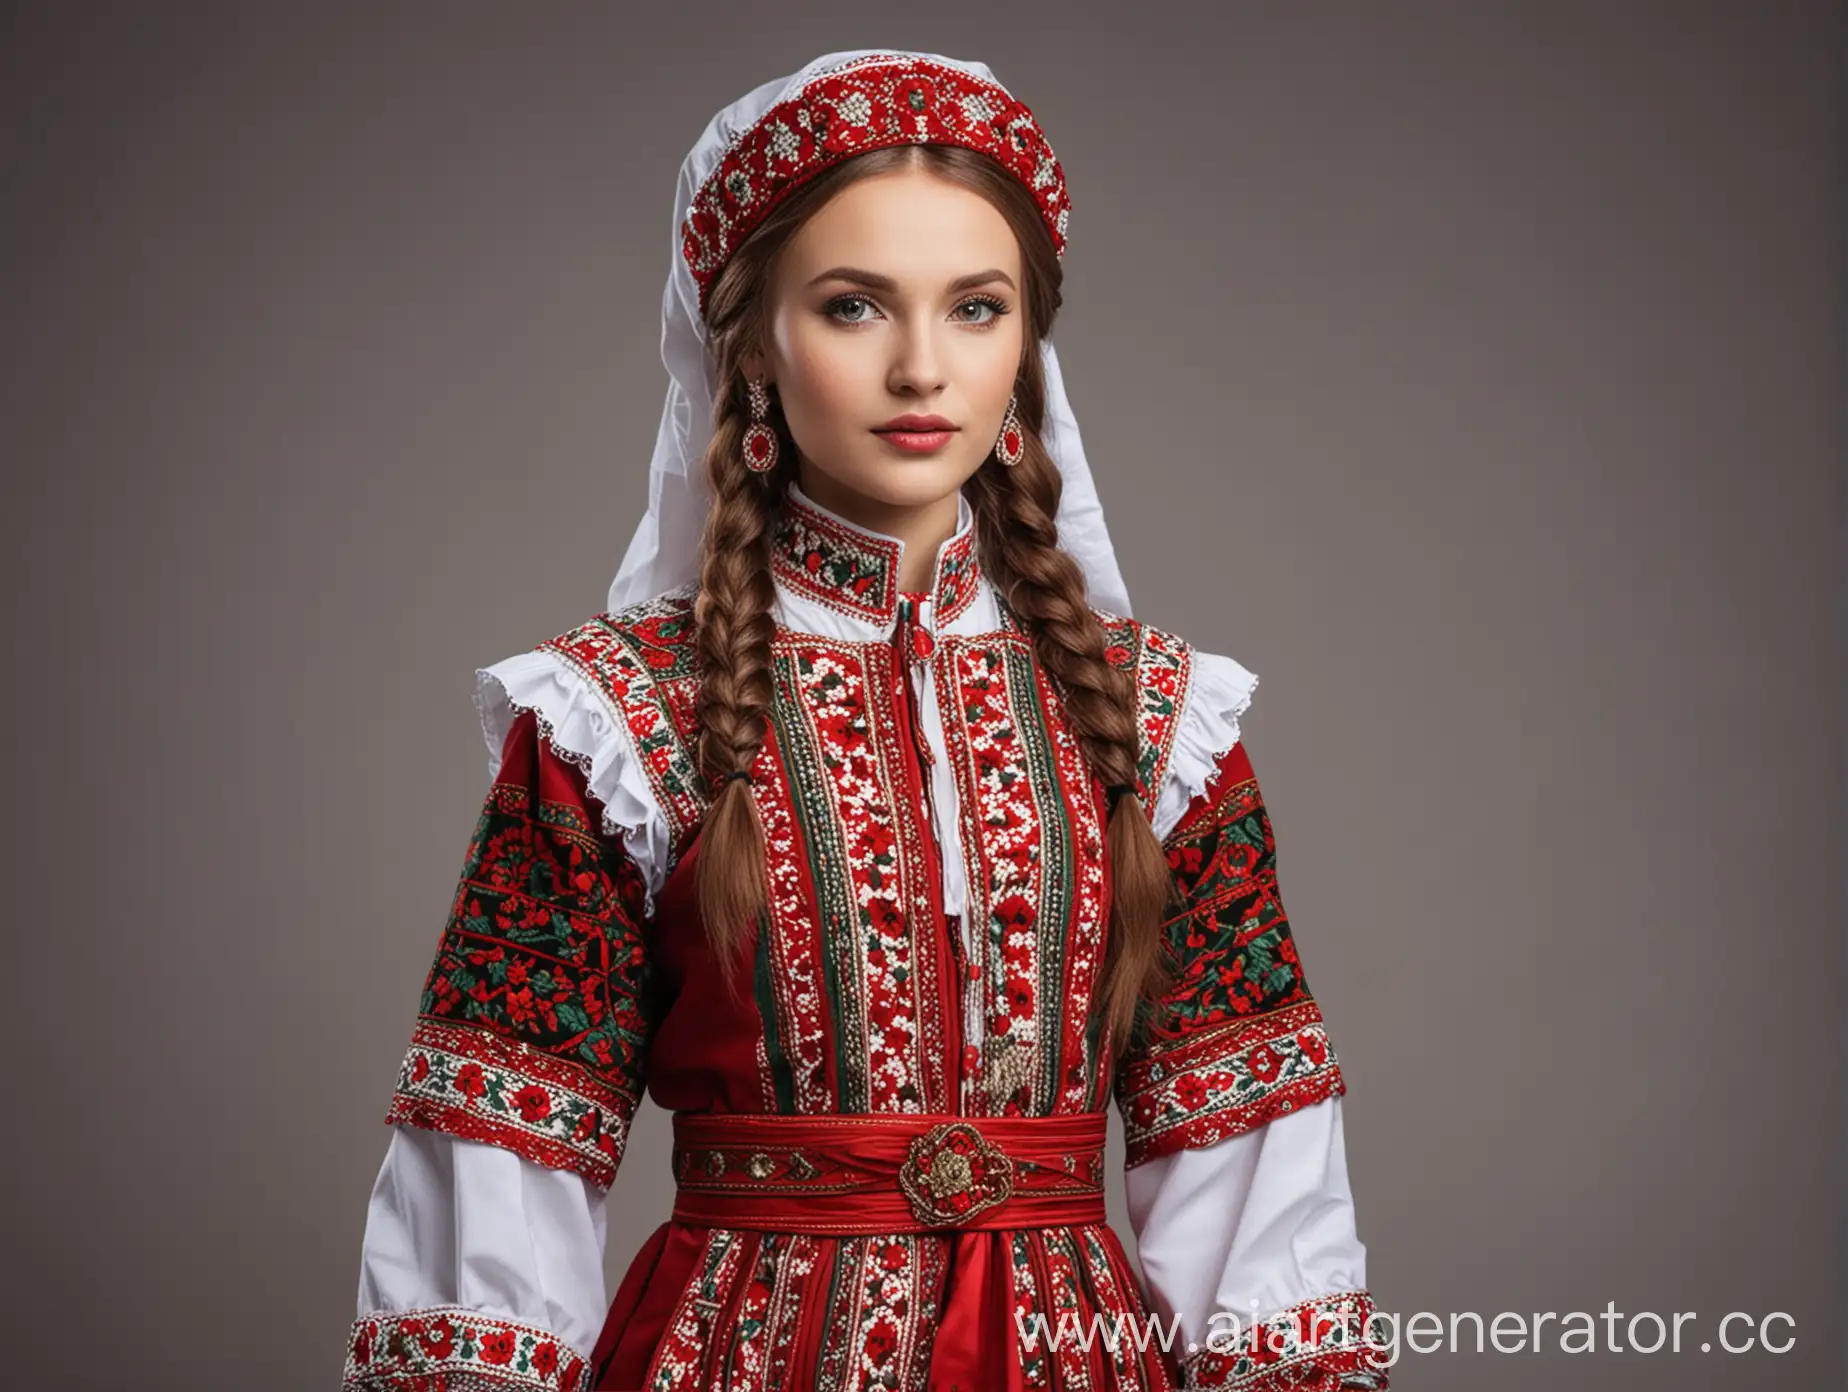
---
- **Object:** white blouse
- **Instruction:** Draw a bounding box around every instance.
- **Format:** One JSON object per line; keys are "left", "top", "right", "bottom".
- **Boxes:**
{"left": 351, "top": 482, "right": 1371, "bottom": 1383}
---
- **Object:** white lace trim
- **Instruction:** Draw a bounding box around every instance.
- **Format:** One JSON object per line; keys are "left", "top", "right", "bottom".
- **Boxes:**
{"left": 1151, "top": 648, "right": 1260, "bottom": 842}
{"left": 473, "top": 649, "right": 675, "bottom": 919}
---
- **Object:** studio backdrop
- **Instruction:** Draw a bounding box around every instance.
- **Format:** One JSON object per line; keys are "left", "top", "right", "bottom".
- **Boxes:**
{"left": 3, "top": 3, "right": 1842, "bottom": 1391}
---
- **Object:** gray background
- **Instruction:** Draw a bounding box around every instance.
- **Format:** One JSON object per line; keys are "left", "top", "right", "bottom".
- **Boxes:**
{"left": 4, "top": 2, "right": 1842, "bottom": 1388}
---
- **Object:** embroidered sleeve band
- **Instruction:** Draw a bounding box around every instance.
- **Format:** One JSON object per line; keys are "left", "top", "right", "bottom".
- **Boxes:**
{"left": 382, "top": 708, "right": 656, "bottom": 1190}
{"left": 343, "top": 1305, "right": 593, "bottom": 1392}
{"left": 1117, "top": 1000, "right": 1346, "bottom": 1168}
{"left": 1115, "top": 741, "right": 1346, "bottom": 1169}
{"left": 1178, "top": 1290, "right": 1388, "bottom": 1391}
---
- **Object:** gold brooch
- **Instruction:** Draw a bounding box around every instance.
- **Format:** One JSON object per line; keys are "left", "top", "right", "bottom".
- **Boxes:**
{"left": 896, "top": 1121, "right": 1015, "bottom": 1227}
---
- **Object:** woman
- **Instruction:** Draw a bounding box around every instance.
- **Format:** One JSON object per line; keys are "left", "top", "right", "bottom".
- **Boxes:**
{"left": 344, "top": 48, "right": 1386, "bottom": 1392}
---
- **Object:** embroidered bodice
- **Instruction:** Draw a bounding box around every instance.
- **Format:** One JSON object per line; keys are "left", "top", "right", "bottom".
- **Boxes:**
{"left": 344, "top": 482, "right": 1385, "bottom": 1392}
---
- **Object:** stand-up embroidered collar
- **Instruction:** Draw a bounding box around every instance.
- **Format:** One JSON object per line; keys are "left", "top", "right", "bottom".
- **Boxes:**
{"left": 771, "top": 481, "right": 983, "bottom": 628}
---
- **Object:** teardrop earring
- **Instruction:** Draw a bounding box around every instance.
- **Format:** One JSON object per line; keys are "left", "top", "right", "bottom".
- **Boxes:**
{"left": 742, "top": 375, "right": 779, "bottom": 473}
{"left": 994, "top": 392, "right": 1024, "bottom": 468}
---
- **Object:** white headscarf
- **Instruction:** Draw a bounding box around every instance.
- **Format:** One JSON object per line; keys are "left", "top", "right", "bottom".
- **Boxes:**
{"left": 606, "top": 48, "right": 1133, "bottom": 619}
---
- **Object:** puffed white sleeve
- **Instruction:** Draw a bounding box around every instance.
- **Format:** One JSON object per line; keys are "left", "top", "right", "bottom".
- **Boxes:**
{"left": 344, "top": 649, "right": 675, "bottom": 1392}
{"left": 1115, "top": 651, "right": 1387, "bottom": 1392}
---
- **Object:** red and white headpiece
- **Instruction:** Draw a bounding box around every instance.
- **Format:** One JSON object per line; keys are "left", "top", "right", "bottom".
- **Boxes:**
{"left": 679, "top": 52, "right": 1072, "bottom": 316}
{"left": 608, "top": 48, "right": 1132, "bottom": 618}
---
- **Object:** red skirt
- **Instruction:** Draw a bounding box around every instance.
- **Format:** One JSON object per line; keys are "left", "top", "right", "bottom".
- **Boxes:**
{"left": 588, "top": 1111, "right": 1181, "bottom": 1391}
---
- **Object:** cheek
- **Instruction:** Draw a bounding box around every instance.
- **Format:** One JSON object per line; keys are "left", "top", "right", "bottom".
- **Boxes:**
{"left": 959, "top": 338, "right": 1024, "bottom": 429}
{"left": 780, "top": 333, "right": 874, "bottom": 432}
{"left": 972, "top": 342, "right": 1021, "bottom": 407}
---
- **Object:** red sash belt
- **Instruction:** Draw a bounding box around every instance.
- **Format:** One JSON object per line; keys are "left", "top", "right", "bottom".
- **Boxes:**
{"left": 670, "top": 1111, "right": 1108, "bottom": 1235}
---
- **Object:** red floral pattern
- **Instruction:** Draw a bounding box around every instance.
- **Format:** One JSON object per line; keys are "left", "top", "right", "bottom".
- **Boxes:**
{"left": 1008, "top": 1230, "right": 1052, "bottom": 1389}
{"left": 936, "top": 636, "right": 1112, "bottom": 1116}
{"left": 343, "top": 1305, "right": 591, "bottom": 1391}
{"left": 1097, "top": 610, "right": 1192, "bottom": 807}
{"left": 1115, "top": 742, "right": 1347, "bottom": 1167}
{"left": 388, "top": 1020, "right": 633, "bottom": 1189}
{"left": 537, "top": 588, "right": 706, "bottom": 855}
{"left": 364, "top": 558, "right": 1379, "bottom": 1387}
{"left": 640, "top": 1228, "right": 750, "bottom": 1387}
{"left": 382, "top": 710, "right": 655, "bottom": 1189}
{"left": 1179, "top": 1290, "right": 1388, "bottom": 1391}
{"left": 770, "top": 487, "right": 981, "bottom": 627}
{"left": 768, "top": 639, "right": 945, "bottom": 1113}
{"left": 682, "top": 54, "right": 1070, "bottom": 313}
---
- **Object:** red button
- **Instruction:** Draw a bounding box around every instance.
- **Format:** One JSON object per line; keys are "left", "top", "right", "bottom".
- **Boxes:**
{"left": 962, "top": 1044, "right": 981, "bottom": 1072}
{"left": 909, "top": 625, "right": 935, "bottom": 661}
{"left": 966, "top": 961, "right": 981, "bottom": 982}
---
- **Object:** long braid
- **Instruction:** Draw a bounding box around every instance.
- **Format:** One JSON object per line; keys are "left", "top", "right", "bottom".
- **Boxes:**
{"left": 969, "top": 378, "right": 1179, "bottom": 1059}
{"left": 691, "top": 377, "right": 785, "bottom": 996}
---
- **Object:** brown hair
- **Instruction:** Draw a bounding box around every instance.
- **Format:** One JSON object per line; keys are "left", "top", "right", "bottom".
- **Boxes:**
{"left": 690, "top": 143, "right": 1176, "bottom": 1057}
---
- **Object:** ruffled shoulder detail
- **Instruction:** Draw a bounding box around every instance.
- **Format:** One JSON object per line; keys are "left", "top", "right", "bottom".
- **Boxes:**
{"left": 473, "top": 583, "right": 704, "bottom": 916}
{"left": 1093, "top": 608, "right": 1260, "bottom": 843}
{"left": 1154, "top": 644, "right": 1259, "bottom": 842}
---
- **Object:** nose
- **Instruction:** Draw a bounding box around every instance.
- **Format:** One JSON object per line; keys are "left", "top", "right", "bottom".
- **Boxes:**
{"left": 886, "top": 318, "right": 948, "bottom": 398}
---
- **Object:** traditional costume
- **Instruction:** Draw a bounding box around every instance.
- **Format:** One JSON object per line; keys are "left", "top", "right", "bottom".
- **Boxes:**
{"left": 343, "top": 49, "right": 1386, "bottom": 1392}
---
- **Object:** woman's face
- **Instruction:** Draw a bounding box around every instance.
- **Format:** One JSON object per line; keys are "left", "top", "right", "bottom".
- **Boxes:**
{"left": 748, "top": 167, "right": 1026, "bottom": 514}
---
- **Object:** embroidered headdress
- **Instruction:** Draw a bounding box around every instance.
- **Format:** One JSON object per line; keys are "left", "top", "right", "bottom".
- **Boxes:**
{"left": 679, "top": 53, "right": 1071, "bottom": 315}
{"left": 608, "top": 48, "right": 1132, "bottom": 617}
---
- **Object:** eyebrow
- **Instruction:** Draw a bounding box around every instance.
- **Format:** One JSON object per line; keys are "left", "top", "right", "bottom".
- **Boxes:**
{"left": 806, "top": 266, "right": 1018, "bottom": 294}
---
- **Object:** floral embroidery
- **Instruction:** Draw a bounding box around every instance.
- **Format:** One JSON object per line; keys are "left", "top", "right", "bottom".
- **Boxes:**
{"left": 539, "top": 588, "right": 707, "bottom": 854}
{"left": 771, "top": 488, "right": 983, "bottom": 627}
{"left": 683, "top": 55, "right": 1069, "bottom": 312}
{"left": 1180, "top": 1290, "right": 1388, "bottom": 1391}
{"left": 940, "top": 641, "right": 1049, "bottom": 1109}
{"left": 932, "top": 526, "right": 980, "bottom": 624}
{"left": 1116, "top": 1001, "right": 1345, "bottom": 1167}
{"left": 343, "top": 1305, "right": 591, "bottom": 1391}
{"left": 766, "top": 640, "right": 941, "bottom": 1113}
{"left": 715, "top": 1232, "right": 822, "bottom": 1387}
{"left": 383, "top": 711, "right": 654, "bottom": 1189}
{"left": 771, "top": 499, "right": 901, "bottom": 622}
{"left": 1097, "top": 611, "right": 1191, "bottom": 806}
{"left": 363, "top": 582, "right": 1379, "bottom": 1386}
{"left": 1077, "top": 1224, "right": 1177, "bottom": 1388}
{"left": 388, "top": 1020, "right": 635, "bottom": 1189}
{"left": 935, "top": 636, "right": 1110, "bottom": 1116}
{"left": 847, "top": 1234, "right": 942, "bottom": 1387}
{"left": 643, "top": 1228, "right": 750, "bottom": 1389}
{"left": 1115, "top": 741, "right": 1346, "bottom": 1166}
{"left": 1038, "top": 1226, "right": 1103, "bottom": 1389}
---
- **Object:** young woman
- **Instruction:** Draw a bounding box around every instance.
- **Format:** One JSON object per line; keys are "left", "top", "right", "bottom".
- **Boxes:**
{"left": 343, "top": 48, "right": 1385, "bottom": 1392}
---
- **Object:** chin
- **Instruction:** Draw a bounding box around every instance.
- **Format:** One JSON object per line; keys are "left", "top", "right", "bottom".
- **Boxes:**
{"left": 816, "top": 453, "right": 983, "bottom": 510}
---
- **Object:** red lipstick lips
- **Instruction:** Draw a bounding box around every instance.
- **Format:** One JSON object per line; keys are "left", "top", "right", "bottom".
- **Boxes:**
{"left": 873, "top": 414, "right": 959, "bottom": 455}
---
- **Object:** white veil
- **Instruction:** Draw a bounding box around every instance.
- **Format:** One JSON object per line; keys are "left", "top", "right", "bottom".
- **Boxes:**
{"left": 606, "top": 48, "right": 1132, "bottom": 619}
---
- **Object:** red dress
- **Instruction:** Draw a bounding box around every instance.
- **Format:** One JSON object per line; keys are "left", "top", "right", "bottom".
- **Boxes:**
{"left": 343, "top": 484, "right": 1386, "bottom": 1391}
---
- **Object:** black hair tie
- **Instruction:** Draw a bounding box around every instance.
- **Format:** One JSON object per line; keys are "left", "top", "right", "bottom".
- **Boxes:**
{"left": 1106, "top": 782, "right": 1136, "bottom": 810}
{"left": 722, "top": 770, "right": 754, "bottom": 786}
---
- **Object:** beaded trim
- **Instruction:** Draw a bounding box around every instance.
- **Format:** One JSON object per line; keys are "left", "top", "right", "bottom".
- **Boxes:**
{"left": 343, "top": 1305, "right": 591, "bottom": 1392}
{"left": 770, "top": 487, "right": 982, "bottom": 627}
{"left": 1178, "top": 1290, "right": 1388, "bottom": 1391}
{"left": 682, "top": 55, "right": 1070, "bottom": 313}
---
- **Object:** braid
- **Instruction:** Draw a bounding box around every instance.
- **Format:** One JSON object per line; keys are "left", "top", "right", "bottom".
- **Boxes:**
{"left": 969, "top": 381, "right": 1178, "bottom": 1059}
{"left": 691, "top": 377, "right": 785, "bottom": 997}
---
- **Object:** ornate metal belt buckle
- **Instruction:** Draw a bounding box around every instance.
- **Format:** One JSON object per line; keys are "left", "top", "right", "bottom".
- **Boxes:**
{"left": 897, "top": 1121, "right": 1015, "bottom": 1227}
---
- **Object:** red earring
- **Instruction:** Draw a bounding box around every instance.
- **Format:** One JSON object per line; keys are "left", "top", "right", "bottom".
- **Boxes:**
{"left": 742, "top": 375, "right": 779, "bottom": 473}
{"left": 994, "top": 392, "right": 1024, "bottom": 467}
